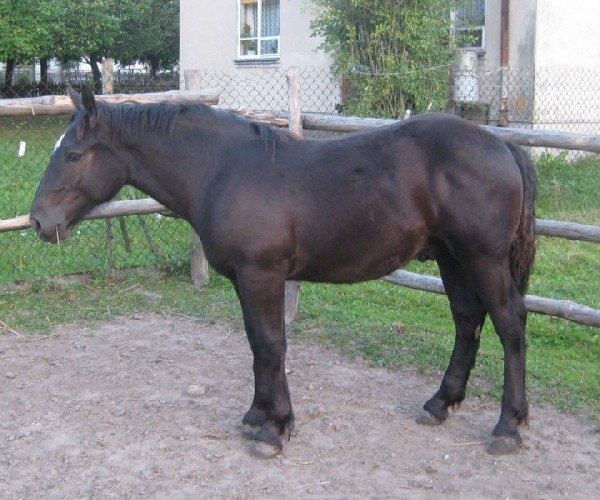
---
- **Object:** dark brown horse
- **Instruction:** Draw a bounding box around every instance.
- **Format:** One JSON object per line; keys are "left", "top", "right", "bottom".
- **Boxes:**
{"left": 30, "top": 86, "right": 536, "bottom": 457}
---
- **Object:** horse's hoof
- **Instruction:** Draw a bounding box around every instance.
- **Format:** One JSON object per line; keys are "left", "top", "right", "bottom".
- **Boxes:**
{"left": 416, "top": 410, "right": 444, "bottom": 426}
{"left": 250, "top": 439, "right": 283, "bottom": 459}
{"left": 248, "top": 421, "right": 286, "bottom": 458}
{"left": 488, "top": 435, "right": 522, "bottom": 455}
{"left": 242, "top": 423, "right": 260, "bottom": 440}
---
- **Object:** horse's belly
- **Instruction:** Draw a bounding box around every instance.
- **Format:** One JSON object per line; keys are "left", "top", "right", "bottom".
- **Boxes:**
{"left": 292, "top": 233, "right": 425, "bottom": 284}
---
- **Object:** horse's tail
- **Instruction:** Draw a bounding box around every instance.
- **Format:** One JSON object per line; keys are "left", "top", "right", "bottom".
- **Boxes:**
{"left": 506, "top": 141, "right": 537, "bottom": 295}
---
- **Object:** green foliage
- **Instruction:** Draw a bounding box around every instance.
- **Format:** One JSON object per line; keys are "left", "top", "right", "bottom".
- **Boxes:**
{"left": 536, "top": 150, "right": 569, "bottom": 170}
{"left": 54, "top": 0, "right": 121, "bottom": 63}
{"left": 0, "top": 0, "right": 179, "bottom": 82}
{"left": 0, "top": 0, "right": 57, "bottom": 61}
{"left": 311, "top": 0, "right": 455, "bottom": 117}
{"left": 113, "top": 0, "right": 179, "bottom": 73}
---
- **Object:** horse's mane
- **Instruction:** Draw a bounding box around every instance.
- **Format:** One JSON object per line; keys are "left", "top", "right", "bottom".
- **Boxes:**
{"left": 95, "top": 100, "right": 184, "bottom": 138}
{"left": 93, "top": 100, "right": 297, "bottom": 151}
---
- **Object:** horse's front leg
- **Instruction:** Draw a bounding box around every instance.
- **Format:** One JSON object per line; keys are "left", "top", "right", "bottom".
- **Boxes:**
{"left": 233, "top": 266, "right": 293, "bottom": 457}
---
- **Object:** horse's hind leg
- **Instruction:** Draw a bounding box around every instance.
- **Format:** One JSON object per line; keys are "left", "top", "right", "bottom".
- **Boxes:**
{"left": 470, "top": 261, "right": 529, "bottom": 455}
{"left": 420, "top": 248, "right": 487, "bottom": 425}
{"left": 443, "top": 253, "right": 528, "bottom": 455}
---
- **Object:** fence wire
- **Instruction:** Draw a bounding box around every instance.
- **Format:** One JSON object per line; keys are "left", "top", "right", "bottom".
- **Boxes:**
{"left": 0, "top": 65, "right": 598, "bottom": 282}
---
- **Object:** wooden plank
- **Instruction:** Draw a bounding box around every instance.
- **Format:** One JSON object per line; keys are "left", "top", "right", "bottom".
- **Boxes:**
{"left": 524, "top": 295, "right": 600, "bottom": 328}
{"left": 0, "top": 199, "right": 167, "bottom": 233}
{"left": 184, "top": 70, "right": 211, "bottom": 286}
{"left": 284, "top": 67, "right": 302, "bottom": 324}
{"left": 536, "top": 219, "right": 600, "bottom": 243}
{"left": 0, "top": 89, "right": 219, "bottom": 116}
{"left": 231, "top": 109, "right": 290, "bottom": 127}
{"left": 303, "top": 113, "right": 397, "bottom": 132}
{"left": 299, "top": 113, "right": 600, "bottom": 154}
{"left": 190, "top": 231, "right": 209, "bottom": 286}
{"left": 383, "top": 270, "right": 600, "bottom": 328}
{"left": 232, "top": 112, "right": 600, "bottom": 154}
{"left": 483, "top": 125, "right": 600, "bottom": 154}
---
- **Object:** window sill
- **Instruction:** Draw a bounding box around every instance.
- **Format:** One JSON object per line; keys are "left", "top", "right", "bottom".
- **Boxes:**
{"left": 234, "top": 57, "right": 280, "bottom": 67}
{"left": 455, "top": 47, "right": 486, "bottom": 57}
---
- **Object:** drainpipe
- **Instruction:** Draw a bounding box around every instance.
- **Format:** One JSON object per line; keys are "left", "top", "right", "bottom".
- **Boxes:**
{"left": 499, "top": 0, "right": 510, "bottom": 126}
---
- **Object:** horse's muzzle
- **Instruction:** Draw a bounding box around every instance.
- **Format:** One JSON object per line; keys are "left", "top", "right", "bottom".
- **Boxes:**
{"left": 29, "top": 207, "right": 70, "bottom": 244}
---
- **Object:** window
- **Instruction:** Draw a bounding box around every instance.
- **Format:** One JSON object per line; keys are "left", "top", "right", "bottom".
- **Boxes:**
{"left": 453, "top": 0, "right": 485, "bottom": 50}
{"left": 239, "top": 0, "right": 280, "bottom": 59}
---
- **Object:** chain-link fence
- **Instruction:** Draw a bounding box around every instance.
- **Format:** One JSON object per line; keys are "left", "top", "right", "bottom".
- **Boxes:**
{"left": 1, "top": 65, "right": 598, "bottom": 282}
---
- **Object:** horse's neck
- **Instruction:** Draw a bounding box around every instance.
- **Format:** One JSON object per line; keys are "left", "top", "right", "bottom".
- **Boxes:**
{"left": 126, "top": 134, "right": 196, "bottom": 219}
{"left": 126, "top": 111, "right": 255, "bottom": 220}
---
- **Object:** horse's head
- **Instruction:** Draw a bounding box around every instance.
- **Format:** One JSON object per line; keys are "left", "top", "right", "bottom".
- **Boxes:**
{"left": 30, "top": 86, "right": 127, "bottom": 243}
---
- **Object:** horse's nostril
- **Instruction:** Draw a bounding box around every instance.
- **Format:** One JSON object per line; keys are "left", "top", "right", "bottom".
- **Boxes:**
{"left": 30, "top": 217, "right": 41, "bottom": 232}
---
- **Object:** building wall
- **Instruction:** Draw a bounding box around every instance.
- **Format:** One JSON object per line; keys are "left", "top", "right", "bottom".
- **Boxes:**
{"left": 535, "top": 0, "right": 600, "bottom": 67}
{"left": 533, "top": 0, "right": 600, "bottom": 132}
{"left": 180, "top": 0, "right": 335, "bottom": 111}
{"left": 180, "top": 0, "right": 330, "bottom": 73}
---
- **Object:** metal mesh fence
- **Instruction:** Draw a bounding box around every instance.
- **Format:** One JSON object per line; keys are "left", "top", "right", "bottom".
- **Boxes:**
{"left": 1, "top": 65, "right": 598, "bottom": 282}
{"left": 188, "top": 66, "right": 341, "bottom": 113}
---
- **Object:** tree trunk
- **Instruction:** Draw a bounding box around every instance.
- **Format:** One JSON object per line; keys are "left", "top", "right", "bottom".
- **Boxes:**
{"left": 4, "top": 59, "right": 16, "bottom": 88}
{"left": 88, "top": 54, "right": 103, "bottom": 94}
{"left": 39, "top": 58, "right": 50, "bottom": 95}
{"left": 148, "top": 56, "right": 159, "bottom": 78}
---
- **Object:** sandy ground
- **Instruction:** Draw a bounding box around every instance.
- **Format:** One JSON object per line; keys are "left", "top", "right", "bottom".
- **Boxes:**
{"left": 1, "top": 313, "right": 598, "bottom": 499}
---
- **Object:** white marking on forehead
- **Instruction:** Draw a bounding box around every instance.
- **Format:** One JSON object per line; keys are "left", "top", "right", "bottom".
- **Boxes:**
{"left": 54, "top": 130, "right": 67, "bottom": 152}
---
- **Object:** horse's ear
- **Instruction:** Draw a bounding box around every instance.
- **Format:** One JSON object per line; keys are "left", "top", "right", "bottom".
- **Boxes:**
{"left": 67, "top": 84, "right": 83, "bottom": 109}
{"left": 80, "top": 85, "right": 99, "bottom": 127}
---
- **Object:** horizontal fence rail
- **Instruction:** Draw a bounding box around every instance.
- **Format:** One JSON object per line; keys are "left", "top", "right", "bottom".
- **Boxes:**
{"left": 0, "top": 199, "right": 168, "bottom": 232}
{"left": 0, "top": 90, "right": 219, "bottom": 115}
{"left": 235, "top": 110, "right": 600, "bottom": 154}
{"left": 384, "top": 271, "right": 600, "bottom": 328}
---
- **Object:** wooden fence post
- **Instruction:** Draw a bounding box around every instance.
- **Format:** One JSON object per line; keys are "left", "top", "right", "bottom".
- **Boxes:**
{"left": 284, "top": 67, "right": 302, "bottom": 325}
{"left": 184, "top": 69, "right": 210, "bottom": 286}
{"left": 102, "top": 58, "right": 114, "bottom": 95}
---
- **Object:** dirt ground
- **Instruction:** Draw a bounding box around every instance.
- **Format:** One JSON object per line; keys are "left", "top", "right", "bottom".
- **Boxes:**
{"left": 1, "top": 313, "right": 598, "bottom": 499}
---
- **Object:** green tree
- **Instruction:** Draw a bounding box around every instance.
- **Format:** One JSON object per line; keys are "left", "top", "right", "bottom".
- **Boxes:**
{"left": 113, "top": 0, "right": 179, "bottom": 76}
{"left": 56, "top": 0, "right": 179, "bottom": 91}
{"left": 53, "top": 0, "right": 122, "bottom": 93}
{"left": 1, "top": 0, "right": 179, "bottom": 93}
{"left": 0, "top": 0, "right": 57, "bottom": 87}
{"left": 311, "top": 0, "right": 456, "bottom": 118}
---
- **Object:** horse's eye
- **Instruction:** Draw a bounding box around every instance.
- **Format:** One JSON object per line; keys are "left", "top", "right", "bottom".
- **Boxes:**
{"left": 67, "top": 152, "right": 82, "bottom": 162}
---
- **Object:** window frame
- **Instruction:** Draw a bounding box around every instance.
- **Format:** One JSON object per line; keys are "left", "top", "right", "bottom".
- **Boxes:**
{"left": 452, "top": 0, "right": 486, "bottom": 51}
{"left": 238, "top": 0, "right": 281, "bottom": 60}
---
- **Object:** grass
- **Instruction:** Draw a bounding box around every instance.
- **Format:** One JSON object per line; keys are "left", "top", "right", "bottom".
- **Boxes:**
{"left": 0, "top": 124, "right": 598, "bottom": 419}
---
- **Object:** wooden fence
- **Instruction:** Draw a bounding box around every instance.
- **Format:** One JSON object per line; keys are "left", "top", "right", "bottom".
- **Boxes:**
{"left": 0, "top": 74, "right": 599, "bottom": 328}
